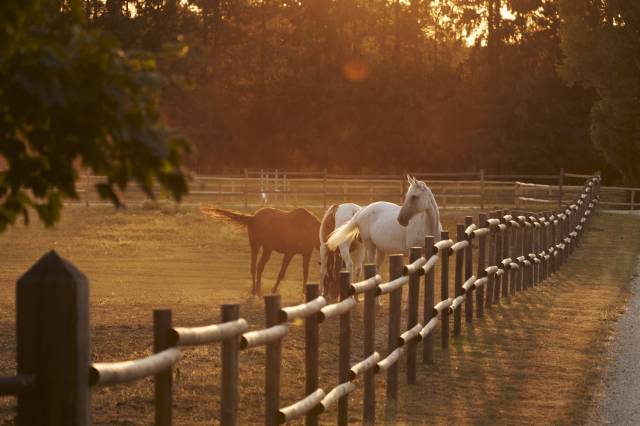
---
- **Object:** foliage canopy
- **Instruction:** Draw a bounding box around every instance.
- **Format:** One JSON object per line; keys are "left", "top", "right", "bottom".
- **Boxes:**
{"left": 0, "top": 0, "right": 189, "bottom": 232}
{"left": 558, "top": 0, "right": 640, "bottom": 184}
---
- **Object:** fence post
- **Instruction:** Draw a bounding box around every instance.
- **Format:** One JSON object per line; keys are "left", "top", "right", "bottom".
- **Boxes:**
{"left": 486, "top": 214, "right": 496, "bottom": 307}
{"left": 532, "top": 218, "right": 538, "bottom": 286}
{"left": 423, "top": 236, "right": 436, "bottom": 364}
{"left": 502, "top": 210, "right": 510, "bottom": 299}
{"left": 441, "top": 230, "right": 450, "bottom": 348}
{"left": 543, "top": 218, "right": 549, "bottom": 281}
{"left": 551, "top": 214, "right": 558, "bottom": 275}
{"left": 509, "top": 216, "right": 517, "bottom": 294}
{"left": 323, "top": 168, "right": 328, "bottom": 209}
{"left": 522, "top": 222, "right": 528, "bottom": 290}
{"left": 525, "top": 219, "right": 536, "bottom": 288}
{"left": 480, "top": 169, "right": 485, "bottom": 209}
{"left": 558, "top": 168, "right": 564, "bottom": 208}
{"left": 284, "top": 171, "right": 288, "bottom": 205}
{"left": 515, "top": 218, "right": 523, "bottom": 292}
{"left": 154, "top": 309, "right": 173, "bottom": 426}
{"left": 84, "top": 173, "right": 90, "bottom": 207}
{"left": 464, "top": 216, "right": 474, "bottom": 324}
{"left": 407, "top": 247, "right": 422, "bottom": 384}
{"left": 265, "top": 294, "right": 282, "bottom": 426}
{"left": 221, "top": 304, "right": 240, "bottom": 426}
{"left": 275, "top": 169, "right": 279, "bottom": 204}
{"left": 17, "top": 251, "right": 90, "bottom": 426}
{"left": 337, "top": 274, "right": 351, "bottom": 426}
{"left": 476, "top": 213, "right": 487, "bottom": 318}
{"left": 387, "top": 254, "right": 404, "bottom": 400}
{"left": 631, "top": 189, "right": 635, "bottom": 211}
{"left": 494, "top": 211, "right": 503, "bottom": 304}
{"left": 454, "top": 224, "right": 464, "bottom": 336}
{"left": 563, "top": 208, "right": 570, "bottom": 264}
{"left": 305, "top": 284, "right": 321, "bottom": 426}
{"left": 363, "top": 264, "right": 377, "bottom": 425}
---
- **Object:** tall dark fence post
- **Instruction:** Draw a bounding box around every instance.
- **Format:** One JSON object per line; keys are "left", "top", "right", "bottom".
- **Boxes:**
{"left": 563, "top": 209, "right": 569, "bottom": 263}
{"left": 454, "top": 224, "right": 464, "bottom": 336}
{"left": 464, "top": 216, "right": 474, "bottom": 324}
{"left": 221, "top": 304, "right": 240, "bottom": 426}
{"left": 476, "top": 214, "right": 487, "bottom": 318}
{"left": 516, "top": 219, "right": 524, "bottom": 292}
{"left": 306, "top": 284, "right": 321, "bottom": 426}
{"left": 154, "top": 309, "right": 173, "bottom": 426}
{"left": 407, "top": 247, "right": 422, "bottom": 384}
{"left": 551, "top": 214, "right": 557, "bottom": 274}
{"left": 486, "top": 214, "right": 495, "bottom": 307}
{"left": 17, "top": 251, "right": 90, "bottom": 426}
{"left": 509, "top": 217, "right": 517, "bottom": 294}
{"left": 494, "top": 211, "right": 503, "bottom": 304}
{"left": 423, "top": 236, "right": 436, "bottom": 364}
{"left": 529, "top": 220, "right": 535, "bottom": 287}
{"left": 534, "top": 217, "right": 541, "bottom": 285}
{"left": 265, "top": 294, "right": 281, "bottom": 426}
{"left": 337, "top": 274, "right": 351, "bottom": 426}
{"left": 387, "top": 254, "right": 404, "bottom": 400}
{"left": 503, "top": 211, "right": 511, "bottom": 298}
{"left": 543, "top": 219, "right": 549, "bottom": 280}
{"left": 441, "top": 230, "right": 450, "bottom": 348}
{"left": 363, "top": 264, "right": 377, "bottom": 425}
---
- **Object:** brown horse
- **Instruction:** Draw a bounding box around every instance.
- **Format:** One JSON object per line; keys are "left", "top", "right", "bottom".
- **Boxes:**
{"left": 202, "top": 206, "right": 321, "bottom": 295}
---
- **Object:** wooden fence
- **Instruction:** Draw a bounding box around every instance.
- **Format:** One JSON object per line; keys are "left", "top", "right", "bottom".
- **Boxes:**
{"left": 77, "top": 169, "right": 579, "bottom": 210}
{"left": 76, "top": 169, "right": 637, "bottom": 210}
{"left": 0, "top": 175, "right": 601, "bottom": 425}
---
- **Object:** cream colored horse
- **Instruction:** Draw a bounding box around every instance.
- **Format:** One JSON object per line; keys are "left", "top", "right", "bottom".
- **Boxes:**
{"left": 327, "top": 177, "right": 441, "bottom": 271}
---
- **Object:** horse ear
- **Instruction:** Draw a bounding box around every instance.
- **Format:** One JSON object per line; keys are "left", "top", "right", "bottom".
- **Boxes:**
{"left": 406, "top": 175, "right": 413, "bottom": 186}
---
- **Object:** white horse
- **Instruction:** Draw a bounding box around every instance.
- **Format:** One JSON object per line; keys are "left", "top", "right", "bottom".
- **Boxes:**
{"left": 319, "top": 203, "right": 365, "bottom": 298}
{"left": 326, "top": 177, "right": 441, "bottom": 271}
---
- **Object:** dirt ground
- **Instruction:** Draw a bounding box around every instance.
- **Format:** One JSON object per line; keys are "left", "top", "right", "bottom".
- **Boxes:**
{"left": 0, "top": 204, "right": 638, "bottom": 425}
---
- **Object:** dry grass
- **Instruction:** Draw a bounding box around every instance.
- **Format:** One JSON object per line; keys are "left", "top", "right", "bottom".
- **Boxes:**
{"left": 0, "top": 206, "right": 638, "bottom": 425}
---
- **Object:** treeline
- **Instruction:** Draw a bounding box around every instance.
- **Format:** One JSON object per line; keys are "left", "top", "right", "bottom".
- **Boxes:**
{"left": 86, "top": 1, "right": 614, "bottom": 178}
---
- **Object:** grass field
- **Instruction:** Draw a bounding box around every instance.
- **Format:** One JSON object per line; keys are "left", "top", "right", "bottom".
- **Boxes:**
{"left": 0, "top": 204, "right": 638, "bottom": 424}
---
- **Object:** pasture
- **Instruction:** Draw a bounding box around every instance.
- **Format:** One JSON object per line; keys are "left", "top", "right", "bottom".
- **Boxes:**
{"left": 0, "top": 203, "right": 638, "bottom": 424}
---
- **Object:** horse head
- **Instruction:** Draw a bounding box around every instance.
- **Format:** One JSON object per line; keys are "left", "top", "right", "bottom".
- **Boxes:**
{"left": 397, "top": 176, "right": 437, "bottom": 227}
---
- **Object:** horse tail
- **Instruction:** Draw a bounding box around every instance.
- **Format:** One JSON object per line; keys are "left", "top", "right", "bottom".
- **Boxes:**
{"left": 326, "top": 212, "right": 361, "bottom": 252}
{"left": 200, "top": 206, "right": 254, "bottom": 226}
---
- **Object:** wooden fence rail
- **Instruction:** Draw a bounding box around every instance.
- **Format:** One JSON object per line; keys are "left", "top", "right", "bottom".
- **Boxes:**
{"left": 0, "top": 175, "right": 601, "bottom": 425}
{"left": 75, "top": 169, "right": 619, "bottom": 210}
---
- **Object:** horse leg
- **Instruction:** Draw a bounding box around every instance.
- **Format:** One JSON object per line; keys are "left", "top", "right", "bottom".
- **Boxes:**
{"left": 336, "top": 242, "right": 352, "bottom": 298}
{"left": 352, "top": 242, "right": 365, "bottom": 282}
{"left": 250, "top": 239, "right": 260, "bottom": 296}
{"left": 319, "top": 244, "right": 329, "bottom": 296}
{"left": 339, "top": 243, "right": 353, "bottom": 276}
{"left": 302, "top": 251, "right": 311, "bottom": 294}
{"left": 272, "top": 253, "right": 294, "bottom": 293}
{"left": 365, "top": 240, "right": 377, "bottom": 264}
{"left": 256, "top": 248, "right": 272, "bottom": 296}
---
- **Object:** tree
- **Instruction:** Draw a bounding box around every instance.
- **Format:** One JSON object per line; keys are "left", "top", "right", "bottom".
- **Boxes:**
{"left": 0, "top": 0, "right": 190, "bottom": 232}
{"left": 558, "top": 0, "right": 640, "bottom": 184}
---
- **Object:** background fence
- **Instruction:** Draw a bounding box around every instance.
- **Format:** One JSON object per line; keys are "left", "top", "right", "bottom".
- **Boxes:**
{"left": 0, "top": 175, "right": 601, "bottom": 425}
{"left": 75, "top": 169, "right": 633, "bottom": 210}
